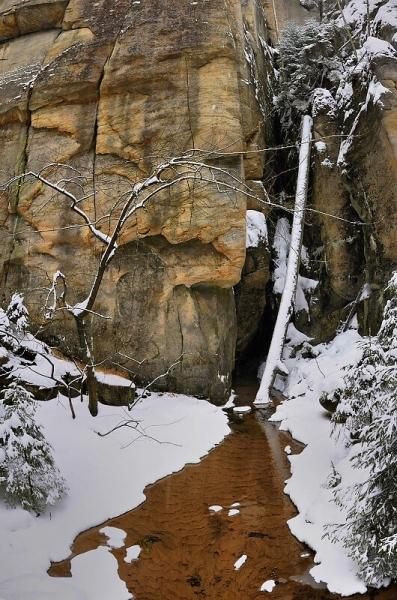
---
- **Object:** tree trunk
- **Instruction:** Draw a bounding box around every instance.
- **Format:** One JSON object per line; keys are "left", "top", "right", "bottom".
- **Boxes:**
{"left": 76, "top": 316, "right": 98, "bottom": 417}
{"left": 86, "top": 365, "right": 99, "bottom": 417}
{"left": 255, "top": 115, "right": 313, "bottom": 406}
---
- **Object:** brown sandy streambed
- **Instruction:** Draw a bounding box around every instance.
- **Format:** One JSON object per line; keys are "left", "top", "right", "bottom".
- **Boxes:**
{"left": 49, "top": 382, "right": 397, "bottom": 600}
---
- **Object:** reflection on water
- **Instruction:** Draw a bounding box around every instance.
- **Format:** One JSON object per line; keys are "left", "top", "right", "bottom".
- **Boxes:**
{"left": 49, "top": 382, "right": 397, "bottom": 600}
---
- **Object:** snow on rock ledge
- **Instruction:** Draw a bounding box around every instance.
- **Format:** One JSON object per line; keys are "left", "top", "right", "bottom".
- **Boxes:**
{"left": 95, "top": 371, "right": 136, "bottom": 407}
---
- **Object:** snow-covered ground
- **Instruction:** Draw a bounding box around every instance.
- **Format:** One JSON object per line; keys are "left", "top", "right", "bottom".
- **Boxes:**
{"left": 0, "top": 389, "right": 230, "bottom": 599}
{"left": 270, "top": 324, "right": 371, "bottom": 595}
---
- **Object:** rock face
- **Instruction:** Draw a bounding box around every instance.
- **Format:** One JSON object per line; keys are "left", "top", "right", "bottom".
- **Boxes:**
{"left": 1, "top": 0, "right": 395, "bottom": 399}
{"left": 0, "top": 0, "right": 273, "bottom": 402}
{"left": 310, "top": 54, "right": 397, "bottom": 340}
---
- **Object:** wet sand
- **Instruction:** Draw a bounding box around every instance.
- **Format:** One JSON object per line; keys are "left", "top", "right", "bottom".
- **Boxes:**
{"left": 49, "top": 383, "right": 397, "bottom": 600}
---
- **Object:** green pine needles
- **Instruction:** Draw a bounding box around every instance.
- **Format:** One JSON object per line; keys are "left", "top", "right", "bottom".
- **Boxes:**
{"left": 327, "top": 273, "right": 397, "bottom": 586}
{"left": 0, "top": 381, "right": 66, "bottom": 513}
{"left": 275, "top": 19, "right": 337, "bottom": 135}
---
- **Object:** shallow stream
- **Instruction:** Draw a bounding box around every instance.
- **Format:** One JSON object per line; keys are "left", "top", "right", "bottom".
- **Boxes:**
{"left": 48, "top": 382, "right": 397, "bottom": 600}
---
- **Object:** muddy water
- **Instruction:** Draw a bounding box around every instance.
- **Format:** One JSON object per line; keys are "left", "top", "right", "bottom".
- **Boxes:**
{"left": 49, "top": 383, "right": 397, "bottom": 600}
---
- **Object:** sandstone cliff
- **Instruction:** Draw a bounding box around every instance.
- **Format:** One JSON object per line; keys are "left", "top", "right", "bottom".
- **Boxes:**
{"left": 0, "top": 0, "right": 276, "bottom": 401}
{"left": 0, "top": 0, "right": 396, "bottom": 401}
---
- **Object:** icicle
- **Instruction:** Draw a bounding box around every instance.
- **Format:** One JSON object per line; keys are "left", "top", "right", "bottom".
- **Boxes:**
{"left": 255, "top": 115, "right": 313, "bottom": 406}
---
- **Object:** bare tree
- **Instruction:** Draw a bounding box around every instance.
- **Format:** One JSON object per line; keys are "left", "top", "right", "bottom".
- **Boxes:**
{"left": 1, "top": 137, "right": 365, "bottom": 415}
{"left": 2, "top": 152, "right": 275, "bottom": 416}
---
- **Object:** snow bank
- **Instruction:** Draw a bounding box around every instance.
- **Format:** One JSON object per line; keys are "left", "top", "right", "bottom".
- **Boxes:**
{"left": 0, "top": 392, "right": 229, "bottom": 599}
{"left": 270, "top": 327, "right": 370, "bottom": 595}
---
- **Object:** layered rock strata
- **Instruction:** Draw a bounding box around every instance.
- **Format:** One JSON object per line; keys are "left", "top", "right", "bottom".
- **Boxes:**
{"left": 0, "top": 0, "right": 273, "bottom": 401}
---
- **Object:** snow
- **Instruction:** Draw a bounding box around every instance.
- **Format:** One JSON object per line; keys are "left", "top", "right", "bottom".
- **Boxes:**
{"left": 246, "top": 210, "right": 268, "bottom": 248}
{"left": 311, "top": 88, "right": 337, "bottom": 117}
{"left": 272, "top": 218, "right": 317, "bottom": 312}
{"left": 360, "top": 35, "right": 396, "bottom": 59}
{"left": 373, "top": 0, "right": 397, "bottom": 32}
{"left": 228, "top": 508, "right": 240, "bottom": 517}
{"left": 0, "top": 547, "right": 130, "bottom": 600}
{"left": 269, "top": 326, "right": 371, "bottom": 595}
{"left": 8, "top": 348, "right": 79, "bottom": 389}
{"left": 209, "top": 505, "right": 223, "bottom": 513}
{"left": 340, "top": 0, "right": 384, "bottom": 29}
{"left": 69, "top": 548, "right": 130, "bottom": 600}
{"left": 367, "top": 78, "right": 390, "bottom": 104}
{"left": 95, "top": 372, "right": 136, "bottom": 388}
{"left": 337, "top": 70, "right": 391, "bottom": 167}
{"left": 272, "top": 218, "right": 290, "bottom": 296}
{"left": 331, "top": 0, "right": 397, "bottom": 171}
{"left": 232, "top": 405, "right": 251, "bottom": 414}
{"left": 0, "top": 390, "right": 230, "bottom": 599}
{"left": 70, "top": 299, "right": 89, "bottom": 317}
{"left": 321, "top": 158, "right": 334, "bottom": 169}
{"left": 233, "top": 554, "right": 247, "bottom": 570}
{"left": 222, "top": 393, "right": 236, "bottom": 409}
{"left": 336, "top": 81, "right": 353, "bottom": 107}
{"left": 314, "top": 141, "right": 327, "bottom": 154}
{"left": 260, "top": 579, "right": 276, "bottom": 592}
{"left": 295, "top": 276, "right": 318, "bottom": 313}
{"left": 100, "top": 527, "right": 127, "bottom": 549}
{"left": 124, "top": 545, "right": 141, "bottom": 563}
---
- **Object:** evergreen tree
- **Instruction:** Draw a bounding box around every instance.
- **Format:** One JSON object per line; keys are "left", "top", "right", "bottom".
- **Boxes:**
{"left": 276, "top": 19, "right": 337, "bottom": 134}
{"left": 6, "top": 293, "right": 29, "bottom": 333}
{"left": 329, "top": 273, "right": 397, "bottom": 586}
{"left": 0, "top": 293, "right": 29, "bottom": 354}
{"left": 0, "top": 381, "right": 66, "bottom": 513}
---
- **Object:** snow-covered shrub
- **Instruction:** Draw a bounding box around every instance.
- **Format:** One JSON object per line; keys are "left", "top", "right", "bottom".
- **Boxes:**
{"left": 6, "top": 293, "right": 29, "bottom": 333}
{"left": 0, "top": 293, "right": 29, "bottom": 354}
{"left": 328, "top": 273, "right": 397, "bottom": 585}
{"left": 0, "top": 381, "right": 66, "bottom": 513}
{"left": 0, "top": 308, "right": 17, "bottom": 355}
